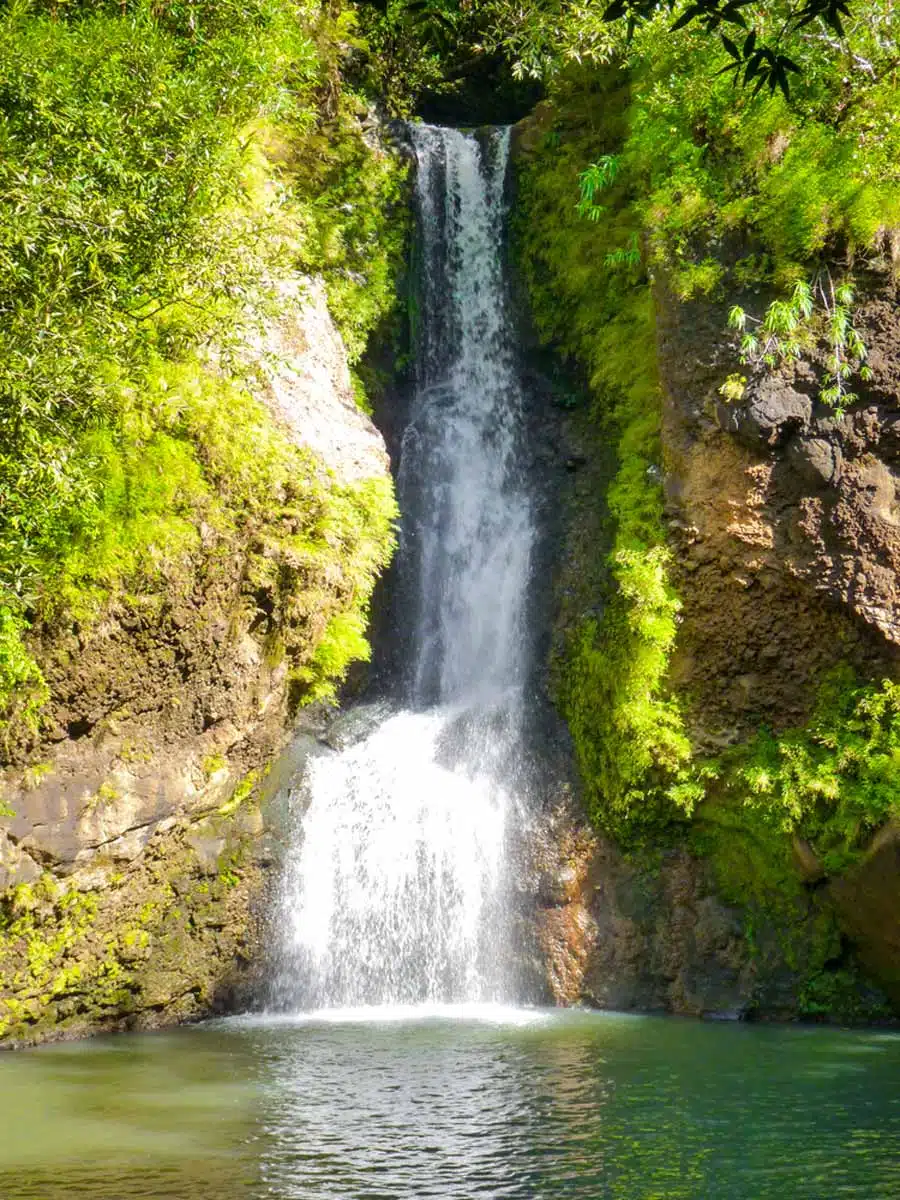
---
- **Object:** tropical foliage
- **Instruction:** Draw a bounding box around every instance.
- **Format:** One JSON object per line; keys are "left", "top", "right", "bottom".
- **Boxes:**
{"left": 725, "top": 671, "right": 900, "bottom": 872}
{"left": 5, "top": 0, "right": 900, "bottom": 861}
{"left": 0, "top": 0, "right": 406, "bottom": 742}
{"left": 508, "top": 0, "right": 900, "bottom": 848}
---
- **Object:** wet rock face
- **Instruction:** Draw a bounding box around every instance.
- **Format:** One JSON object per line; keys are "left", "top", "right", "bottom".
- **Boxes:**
{"left": 829, "top": 821, "right": 900, "bottom": 1009}
{"left": 517, "top": 796, "right": 826, "bottom": 1020}
{"left": 0, "top": 802, "right": 272, "bottom": 1047}
{"left": 254, "top": 276, "right": 390, "bottom": 485}
{"left": 514, "top": 795, "right": 599, "bottom": 1006}
{"left": 0, "top": 278, "right": 391, "bottom": 1048}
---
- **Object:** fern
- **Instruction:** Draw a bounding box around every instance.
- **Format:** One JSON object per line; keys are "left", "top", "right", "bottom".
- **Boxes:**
{"left": 576, "top": 154, "right": 620, "bottom": 221}
{"left": 726, "top": 273, "right": 869, "bottom": 413}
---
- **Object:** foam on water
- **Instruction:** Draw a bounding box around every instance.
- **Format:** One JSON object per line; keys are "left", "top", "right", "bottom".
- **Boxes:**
{"left": 225, "top": 1002, "right": 552, "bottom": 1029}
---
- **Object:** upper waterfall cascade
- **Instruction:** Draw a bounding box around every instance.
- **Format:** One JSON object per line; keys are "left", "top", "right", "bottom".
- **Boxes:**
{"left": 272, "top": 125, "right": 535, "bottom": 1009}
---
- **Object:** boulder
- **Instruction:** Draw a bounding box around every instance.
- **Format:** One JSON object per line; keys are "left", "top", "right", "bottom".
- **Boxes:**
{"left": 725, "top": 377, "right": 813, "bottom": 449}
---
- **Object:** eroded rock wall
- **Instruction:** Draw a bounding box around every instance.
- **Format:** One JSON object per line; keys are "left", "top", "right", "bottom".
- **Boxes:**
{"left": 509, "top": 98, "right": 900, "bottom": 1019}
{"left": 653, "top": 272, "right": 900, "bottom": 1012}
{"left": 516, "top": 794, "right": 887, "bottom": 1021}
{"left": 657, "top": 272, "right": 900, "bottom": 748}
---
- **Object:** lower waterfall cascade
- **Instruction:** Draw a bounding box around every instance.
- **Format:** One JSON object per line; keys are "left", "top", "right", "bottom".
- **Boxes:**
{"left": 270, "top": 124, "right": 538, "bottom": 1011}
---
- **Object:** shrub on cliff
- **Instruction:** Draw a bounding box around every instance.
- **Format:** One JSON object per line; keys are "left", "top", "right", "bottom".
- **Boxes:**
{"left": 727, "top": 670, "right": 900, "bottom": 871}
{"left": 510, "top": 1, "right": 900, "bottom": 841}
{"left": 0, "top": 0, "right": 406, "bottom": 748}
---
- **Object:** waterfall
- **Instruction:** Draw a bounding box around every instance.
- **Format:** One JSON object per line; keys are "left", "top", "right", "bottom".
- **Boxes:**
{"left": 271, "top": 125, "right": 535, "bottom": 1010}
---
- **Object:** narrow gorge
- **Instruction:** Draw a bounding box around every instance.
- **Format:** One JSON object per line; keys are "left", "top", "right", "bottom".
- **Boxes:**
{"left": 2, "top": 0, "right": 900, "bottom": 1193}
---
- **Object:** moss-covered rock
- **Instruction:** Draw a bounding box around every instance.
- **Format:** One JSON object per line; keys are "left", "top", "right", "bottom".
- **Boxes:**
{"left": 0, "top": 795, "right": 269, "bottom": 1045}
{"left": 0, "top": 260, "right": 399, "bottom": 1047}
{"left": 510, "top": 74, "right": 900, "bottom": 1022}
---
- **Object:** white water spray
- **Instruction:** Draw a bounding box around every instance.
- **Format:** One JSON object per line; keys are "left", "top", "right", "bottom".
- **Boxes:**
{"left": 272, "top": 126, "right": 535, "bottom": 1009}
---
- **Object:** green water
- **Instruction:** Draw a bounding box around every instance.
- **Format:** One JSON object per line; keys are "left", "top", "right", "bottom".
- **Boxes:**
{"left": 1, "top": 1007, "right": 898, "bottom": 1199}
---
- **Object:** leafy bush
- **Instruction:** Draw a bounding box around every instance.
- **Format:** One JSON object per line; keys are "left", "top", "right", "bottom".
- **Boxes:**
{"left": 728, "top": 273, "right": 872, "bottom": 410}
{"left": 493, "top": 1, "right": 900, "bottom": 289}
{"left": 725, "top": 670, "right": 900, "bottom": 871}
{"left": 0, "top": 0, "right": 406, "bottom": 739}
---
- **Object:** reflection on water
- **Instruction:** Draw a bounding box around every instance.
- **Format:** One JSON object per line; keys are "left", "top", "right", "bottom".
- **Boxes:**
{"left": 1, "top": 1010, "right": 899, "bottom": 1199}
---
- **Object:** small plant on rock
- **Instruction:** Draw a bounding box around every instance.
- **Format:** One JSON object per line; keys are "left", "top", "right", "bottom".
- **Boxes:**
{"left": 818, "top": 278, "right": 873, "bottom": 412}
{"left": 727, "top": 271, "right": 871, "bottom": 414}
{"left": 718, "top": 373, "right": 747, "bottom": 402}
{"left": 728, "top": 279, "right": 814, "bottom": 366}
{"left": 577, "top": 155, "right": 620, "bottom": 221}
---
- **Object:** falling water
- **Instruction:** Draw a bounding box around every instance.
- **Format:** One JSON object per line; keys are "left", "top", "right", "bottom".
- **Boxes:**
{"left": 271, "top": 126, "right": 535, "bottom": 1010}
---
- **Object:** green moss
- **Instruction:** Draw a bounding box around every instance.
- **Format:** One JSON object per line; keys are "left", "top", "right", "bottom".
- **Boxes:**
{"left": 218, "top": 769, "right": 259, "bottom": 817}
{"left": 797, "top": 967, "right": 894, "bottom": 1023}
{"left": 22, "top": 762, "right": 53, "bottom": 791}
{"left": 119, "top": 739, "right": 153, "bottom": 765}
{"left": 83, "top": 782, "right": 121, "bottom": 816}
{"left": 0, "top": 876, "right": 103, "bottom": 1039}
{"left": 664, "top": 667, "right": 900, "bottom": 1018}
{"left": 216, "top": 856, "right": 242, "bottom": 889}
{"left": 121, "top": 928, "right": 151, "bottom": 952}
{"left": 296, "top": 611, "right": 371, "bottom": 705}
{"left": 671, "top": 258, "right": 725, "bottom": 301}
{"left": 51, "top": 426, "right": 209, "bottom": 623}
{"left": 286, "top": 96, "right": 411, "bottom": 365}
{"left": 0, "top": 808, "right": 268, "bottom": 1044}
{"left": 694, "top": 797, "right": 811, "bottom": 930}
{"left": 513, "top": 87, "right": 691, "bottom": 840}
{"left": 715, "top": 670, "right": 900, "bottom": 873}
{"left": 0, "top": 611, "right": 49, "bottom": 743}
{"left": 688, "top": 789, "right": 893, "bottom": 1022}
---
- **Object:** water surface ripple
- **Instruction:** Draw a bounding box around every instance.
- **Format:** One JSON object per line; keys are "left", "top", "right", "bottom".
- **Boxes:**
{"left": 2, "top": 1010, "right": 899, "bottom": 1199}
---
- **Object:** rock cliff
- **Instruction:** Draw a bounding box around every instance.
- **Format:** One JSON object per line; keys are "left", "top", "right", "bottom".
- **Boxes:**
{"left": 510, "top": 95, "right": 900, "bottom": 1023}
{"left": 0, "top": 280, "right": 394, "bottom": 1046}
{"left": 657, "top": 270, "right": 900, "bottom": 746}
{"left": 654, "top": 268, "right": 900, "bottom": 1015}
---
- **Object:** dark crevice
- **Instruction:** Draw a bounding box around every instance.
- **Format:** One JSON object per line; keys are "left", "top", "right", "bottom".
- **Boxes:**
{"left": 66, "top": 717, "right": 93, "bottom": 740}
